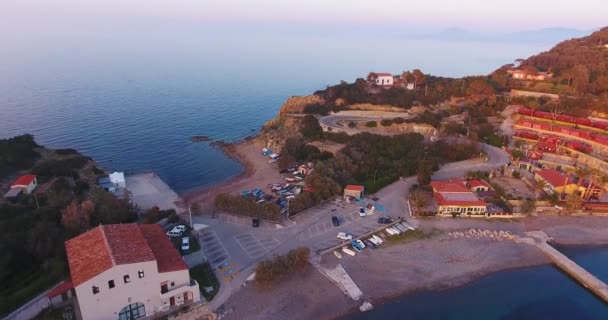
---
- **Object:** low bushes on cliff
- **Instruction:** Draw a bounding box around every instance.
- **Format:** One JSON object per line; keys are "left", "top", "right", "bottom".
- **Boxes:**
{"left": 254, "top": 247, "right": 310, "bottom": 287}
{"left": 214, "top": 193, "right": 281, "bottom": 221}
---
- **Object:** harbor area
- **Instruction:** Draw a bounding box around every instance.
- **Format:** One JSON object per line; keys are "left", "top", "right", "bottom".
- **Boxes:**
{"left": 126, "top": 172, "right": 181, "bottom": 211}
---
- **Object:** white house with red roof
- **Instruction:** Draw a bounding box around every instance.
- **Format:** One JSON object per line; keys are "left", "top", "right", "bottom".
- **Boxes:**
{"left": 65, "top": 224, "right": 200, "bottom": 320}
{"left": 430, "top": 181, "right": 487, "bottom": 216}
{"left": 467, "top": 179, "right": 491, "bottom": 192}
{"left": 369, "top": 72, "right": 394, "bottom": 86}
{"left": 4, "top": 174, "right": 37, "bottom": 199}
{"left": 11, "top": 174, "right": 37, "bottom": 193}
{"left": 344, "top": 184, "right": 365, "bottom": 199}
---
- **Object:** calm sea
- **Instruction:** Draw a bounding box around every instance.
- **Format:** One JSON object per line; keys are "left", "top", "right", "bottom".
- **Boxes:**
{"left": 0, "top": 29, "right": 550, "bottom": 193}
{"left": 346, "top": 246, "right": 608, "bottom": 320}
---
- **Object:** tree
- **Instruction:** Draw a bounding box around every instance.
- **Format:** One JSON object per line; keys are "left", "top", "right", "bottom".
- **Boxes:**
{"left": 573, "top": 167, "right": 591, "bottom": 195}
{"left": 61, "top": 199, "right": 94, "bottom": 234}
{"left": 531, "top": 179, "right": 548, "bottom": 200}
{"left": 409, "top": 189, "right": 432, "bottom": 216}
{"left": 416, "top": 160, "right": 433, "bottom": 185}
{"left": 300, "top": 115, "right": 322, "bottom": 140}
{"left": 563, "top": 193, "right": 582, "bottom": 214}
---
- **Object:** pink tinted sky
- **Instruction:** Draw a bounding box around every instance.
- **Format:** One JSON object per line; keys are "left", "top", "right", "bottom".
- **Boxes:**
{"left": 1, "top": 0, "right": 605, "bottom": 32}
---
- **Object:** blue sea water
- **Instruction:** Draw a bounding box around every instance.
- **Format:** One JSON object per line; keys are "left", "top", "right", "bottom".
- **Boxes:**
{"left": 346, "top": 246, "right": 608, "bottom": 320}
{"left": 0, "top": 29, "right": 551, "bottom": 193}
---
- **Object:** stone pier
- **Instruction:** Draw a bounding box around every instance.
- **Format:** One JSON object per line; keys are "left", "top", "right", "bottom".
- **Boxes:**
{"left": 517, "top": 231, "right": 608, "bottom": 302}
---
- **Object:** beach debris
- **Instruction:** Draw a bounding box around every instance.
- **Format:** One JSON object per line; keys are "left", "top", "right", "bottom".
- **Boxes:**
{"left": 359, "top": 301, "right": 374, "bottom": 312}
{"left": 448, "top": 229, "right": 514, "bottom": 241}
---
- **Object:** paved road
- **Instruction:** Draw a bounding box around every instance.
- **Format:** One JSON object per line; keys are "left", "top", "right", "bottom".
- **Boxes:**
{"left": 318, "top": 113, "right": 415, "bottom": 136}
{"left": 195, "top": 143, "right": 510, "bottom": 309}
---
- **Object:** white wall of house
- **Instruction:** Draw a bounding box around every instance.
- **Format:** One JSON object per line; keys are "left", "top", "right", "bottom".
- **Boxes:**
{"left": 74, "top": 261, "right": 161, "bottom": 320}
{"left": 375, "top": 76, "right": 393, "bottom": 86}
{"left": 74, "top": 261, "right": 199, "bottom": 320}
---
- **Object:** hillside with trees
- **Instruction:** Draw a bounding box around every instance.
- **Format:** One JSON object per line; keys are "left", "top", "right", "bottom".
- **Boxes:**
{"left": 0, "top": 135, "right": 140, "bottom": 317}
{"left": 520, "top": 27, "right": 608, "bottom": 96}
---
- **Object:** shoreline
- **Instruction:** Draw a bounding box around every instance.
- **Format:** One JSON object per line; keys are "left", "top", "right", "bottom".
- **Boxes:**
{"left": 179, "top": 137, "right": 285, "bottom": 213}
{"left": 220, "top": 219, "right": 608, "bottom": 320}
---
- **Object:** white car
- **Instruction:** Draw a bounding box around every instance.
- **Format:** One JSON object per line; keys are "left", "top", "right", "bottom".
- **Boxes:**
{"left": 166, "top": 225, "right": 187, "bottom": 238}
{"left": 181, "top": 237, "right": 190, "bottom": 251}
{"left": 337, "top": 232, "right": 353, "bottom": 241}
{"left": 358, "top": 207, "right": 366, "bottom": 217}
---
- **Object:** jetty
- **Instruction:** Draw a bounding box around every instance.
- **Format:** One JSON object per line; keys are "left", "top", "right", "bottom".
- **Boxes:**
{"left": 517, "top": 231, "right": 608, "bottom": 302}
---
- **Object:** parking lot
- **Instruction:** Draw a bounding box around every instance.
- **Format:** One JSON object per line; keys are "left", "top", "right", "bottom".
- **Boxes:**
{"left": 234, "top": 233, "right": 280, "bottom": 259}
{"left": 198, "top": 228, "right": 231, "bottom": 268}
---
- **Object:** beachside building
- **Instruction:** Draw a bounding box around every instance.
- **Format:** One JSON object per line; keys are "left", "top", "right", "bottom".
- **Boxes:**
{"left": 534, "top": 168, "right": 579, "bottom": 195}
{"left": 344, "top": 185, "right": 364, "bottom": 200}
{"left": 98, "top": 171, "right": 126, "bottom": 193}
{"left": 4, "top": 174, "right": 38, "bottom": 199}
{"left": 430, "top": 181, "right": 487, "bottom": 216}
{"left": 466, "top": 179, "right": 491, "bottom": 192}
{"left": 368, "top": 72, "right": 394, "bottom": 86}
{"left": 65, "top": 224, "right": 200, "bottom": 320}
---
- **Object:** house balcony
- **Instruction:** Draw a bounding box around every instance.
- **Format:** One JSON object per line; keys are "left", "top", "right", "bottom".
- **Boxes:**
{"left": 159, "top": 279, "right": 200, "bottom": 307}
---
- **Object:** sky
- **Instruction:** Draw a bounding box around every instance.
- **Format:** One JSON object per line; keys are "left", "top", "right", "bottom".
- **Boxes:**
{"left": 1, "top": 0, "right": 606, "bottom": 33}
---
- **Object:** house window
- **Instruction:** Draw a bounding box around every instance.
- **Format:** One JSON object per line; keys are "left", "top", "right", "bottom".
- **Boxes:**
{"left": 138, "top": 270, "right": 145, "bottom": 278}
{"left": 92, "top": 286, "right": 99, "bottom": 294}
{"left": 124, "top": 275, "right": 130, "bottom": 283}
{"left": 108, "top": 280, "right": 115, "bottom": 289}
{"left": 161, "top": 283, "right": 168, "bottom": 294}
{"left": 171, "top": 281, "right": 175, "bottom": 287}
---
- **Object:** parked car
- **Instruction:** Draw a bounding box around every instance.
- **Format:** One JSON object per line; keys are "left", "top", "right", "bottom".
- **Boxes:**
{"left": 358, "top": 207, "right": 366, "bottom": 217}
{"left": 181, "top": 237, "right": 190, "bottom": 251}
{"left": 337, "top": 232, "right": 353, "bottom": 241}
{"left": 377, "top": 216, "right": 393, "bottom": 224}
{"left": 166, "top": 225, "right": 187, "bottom": 237}
{"left": 332, "top": 216, "right": 340, "bottom": 226}
{"left": 252, "top": 218, "right": 260, "bottom": 228}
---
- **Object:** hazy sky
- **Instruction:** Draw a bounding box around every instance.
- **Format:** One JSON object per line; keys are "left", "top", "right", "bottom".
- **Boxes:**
{"left": 1, "top": 0, "right": 605, "bottom": 33}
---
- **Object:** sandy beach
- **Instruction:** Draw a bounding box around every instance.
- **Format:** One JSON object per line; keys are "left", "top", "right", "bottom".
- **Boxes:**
{"left": 181, "top": 138, "right": 284, "bottom": 213}
{"left": 219, "top": 217, "right": 608, "bottom": 320}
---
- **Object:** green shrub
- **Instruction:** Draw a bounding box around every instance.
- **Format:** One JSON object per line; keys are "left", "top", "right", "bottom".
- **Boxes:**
{"left": 365, "top": 121, "right": 377, "bottom": 127}
{"left": 254, "top": 247, "right": 310, "bottom": 286}
{"left": 380, "top": 119, "right": 393, "bottom": 127}
{"left": 214, "top": 193, "right": 280, "bottom": 221}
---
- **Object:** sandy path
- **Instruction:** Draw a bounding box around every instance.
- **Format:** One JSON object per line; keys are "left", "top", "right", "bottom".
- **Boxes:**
{"left": 181, "top": 139, "right": 284, "bottom": 213}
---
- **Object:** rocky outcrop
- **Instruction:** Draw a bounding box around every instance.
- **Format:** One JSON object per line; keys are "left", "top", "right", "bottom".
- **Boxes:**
{"left": 278, "top": 95, "right": 325, "bottom": 117}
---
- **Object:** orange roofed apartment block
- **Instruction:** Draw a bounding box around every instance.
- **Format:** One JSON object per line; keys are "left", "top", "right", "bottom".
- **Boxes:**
{"left": 430, "top": 181, "right": 487, "bottom": 216}
{"left": 65, "top": 224, "right": 200, "bottom": 320}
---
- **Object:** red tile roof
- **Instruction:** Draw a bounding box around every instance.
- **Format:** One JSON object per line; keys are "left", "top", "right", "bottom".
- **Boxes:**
{"left": 430, "top": 181, "right": 471, "bottom": 193}
{"left": 48, "top": 280, "right": 73, "bottom": 299}
{"left": 468, "top": 179, "right": 490, "bottom": 188}
{"left": 433, "top": 192, "right": 486, "bottom": 207}
{"left": 345, "top": 185, "right": 364, "bottom": 192}
{"left": 65, "top": 224, "right": 186, "bottom": 287}
{"left": 536, "top": 169, "right": 573, "bottom": 188}
{"left": 11, "top": 174, "right": 36, "bottom": 187}
{"left": 140, "top": 224, "right": 189, "bottom": 273}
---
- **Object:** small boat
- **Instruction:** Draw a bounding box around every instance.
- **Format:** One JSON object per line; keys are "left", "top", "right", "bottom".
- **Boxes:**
{"left": 372, "top": 235, "right": 383, "bottom": 244}
{"left": 333, "top": 250, "right": 343, "bottom": 259}
{"left": 342, "top": 247, "right": 356, "bottom": 256}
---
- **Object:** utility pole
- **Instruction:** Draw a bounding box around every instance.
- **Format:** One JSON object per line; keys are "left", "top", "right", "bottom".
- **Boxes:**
{"left": 188, "top": 204, "right": 193, "bottom": 229}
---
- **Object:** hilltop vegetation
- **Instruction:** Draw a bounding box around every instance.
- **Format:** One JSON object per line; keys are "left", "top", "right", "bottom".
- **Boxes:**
{"left": 0, "top": 135, "right": 138, "bottom": 317}
{"left": 521, "top": 27, "right": 608, "bottom": 96}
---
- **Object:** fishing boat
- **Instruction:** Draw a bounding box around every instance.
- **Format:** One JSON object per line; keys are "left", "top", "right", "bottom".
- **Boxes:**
{"left": 333, "top": 250, "right": 343, "bottom": 259}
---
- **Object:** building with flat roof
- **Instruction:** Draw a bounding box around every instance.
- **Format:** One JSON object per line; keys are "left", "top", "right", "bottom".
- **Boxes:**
{"left": 430, "top": 181, "right": 487, "bottom": 216}
{"left": 65, "top": 224, "right": 200, "bottom": 320}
